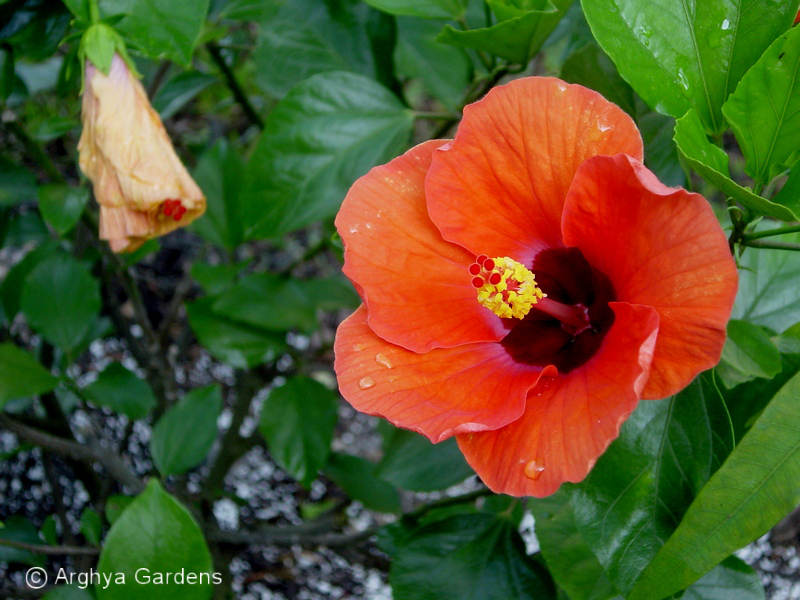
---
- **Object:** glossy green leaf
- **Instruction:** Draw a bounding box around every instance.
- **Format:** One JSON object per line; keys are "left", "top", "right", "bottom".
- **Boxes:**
{"left": 723, "top": 24, "right": 800, "bottom": 185}
{"left": 151, "top": 385, "right": 222, "bottom": 476}
{"left": 43, "top": 585, "right": 95, "bottom": 600}
{"left": 682, "top": 557, "right": 765, "bottom": 600}
{"left": 192, "top": 140, "right": 246, "bottom": 251}
{"left": 583, "top": 0, "right": 796, "bottom": 135}
{"left": 437, "top": 0, "right": 571, "bottom": 65}
{"left": 37, "top": 184, "right": 89, "bottom": 236}
{"left": 560, "top": 41, "right": 635, "bottom": 117}
{"left": 395, "top": 17, "right": 471, "bottom": 111}
{"left": 186, "top": 298, "right": 286, "bottom": 369}
{"left": 259, "top": 377, "right": 339, "bottom": 488}
{"left": 32, "top": 116, "right": 79, "bottom": 142}
{"left": 79, "top": 507, "right": 102, "bottom": 546}
{"left": 773, "top": 321, "right": 800, "bottom": 355}
{"left": 718, "top": 319, "right": 782, "bottom": 388}
{"left": 0, "top": 240, "right": 60, "bottom": 319}
{"left": 105, "top": 495, "right": 134, "bottom": 525}
{"left": 365, "top": 0, "right": 466, "bottom": 18}
{"left": 243, "top": 71, "right": 413, "bottom": 240}
{"left": 97, "top": 479, "right": 213, "bottom": 600}
{"left": 639, "top": 112, "right": 686, "bottom": 188}
{"left": 324, "top": 452, "right": 402, "bottom": 513}
{"left": 21, "top": 253, "right": 101, "bottom": 355}
{"left": 152, "top": 71, "right": 216, "bottom": 120}
{"left": 629, "top": 369, "right": 800, "bottom": 600}
{"left": 100, "top": 0, "right": 210, "bottom": 67}
{"left": 0, "top": 156, "right": 36, "bottom": 206}
{"left": 191, "top": 261, "right": 249, "bottom": 296}
{"left": 0, "top": 516, "right": 44, "bottom": 567}
{"left": 375, "top": 425, "right": 474, "bottom": 492}
{"left": 772, "top": 163, "right": 800, "bottom": 215}
{"left": 0, "top": 343, "right": 58, "bottom": 409}
{"left": 531, "top": 490, "right": 618, "bottom": 600}
{"left": 3, "top": 210, "right": 49, "bottom": 248}
{"left": 391, "top": 513, "right": 556, "bottom": 600}
{"left": 81, "top": 362, "right": 157, "bottom": 420}
{"left": 571, "top": 375, "right": 733, "bottom": 595}
{"left": 674, "top": 109, "right": 796, "bottom": 220}
{"left": 253, "top": 0, "right": 384, "bottom": 98}
{"left": 731, "top": 231, "right": 800, "bottom": 330}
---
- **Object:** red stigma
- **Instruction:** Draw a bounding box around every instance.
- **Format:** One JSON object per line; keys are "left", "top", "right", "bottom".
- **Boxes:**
{"left": 471, "top": 276, "right": 484, "bottom": 288}
{"left": 489, "top": 272, "right": 502, "bottom": 285}
{"left": 469, "top": 263, "right": 481, "bottom": 275}
{"left": 483, "top": 258, "right": 495, "bottom": 271}
{"left": 476, "top": 254, "right": 488, "bottom": 265}
{"left": 162, "top": 199, "right": 186, "bottom": 220}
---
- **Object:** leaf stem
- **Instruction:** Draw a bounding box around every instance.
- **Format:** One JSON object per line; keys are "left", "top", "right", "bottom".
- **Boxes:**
{"left": 206, "top": 42, "right": 265, "bottom": 130}
{"left": 89, "top": 0, "right": 100, "bottom": 23}
{"left": 743, "top": 223, "right": 800, "bottom": 241}
{"left": 740, "top": 239, "right": 800, "bottom": 251}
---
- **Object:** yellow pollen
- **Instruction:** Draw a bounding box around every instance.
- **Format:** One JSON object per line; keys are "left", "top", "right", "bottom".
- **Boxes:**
{"left": 472, "top": 256, "right": 544, "bottom": 319}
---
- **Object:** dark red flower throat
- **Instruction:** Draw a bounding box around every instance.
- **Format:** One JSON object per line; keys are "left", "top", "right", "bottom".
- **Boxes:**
{"left": 501, "top": 247, "right": 616, "bottom": 374}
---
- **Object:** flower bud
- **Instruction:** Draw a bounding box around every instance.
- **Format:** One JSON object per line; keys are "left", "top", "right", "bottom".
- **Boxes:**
{"left": 78, "top": 53, "right": 205, "bottom": 252}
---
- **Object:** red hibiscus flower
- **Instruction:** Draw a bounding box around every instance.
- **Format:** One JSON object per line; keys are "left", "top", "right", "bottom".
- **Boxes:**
{"left": 333, "top": 77, "right": 737, "bottom": 497}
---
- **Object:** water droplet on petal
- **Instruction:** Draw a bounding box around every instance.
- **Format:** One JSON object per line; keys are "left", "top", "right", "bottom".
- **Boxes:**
{"left": 358, "top": 376, "right": 375, "bottom": 390}
{"left": 352, "top": 343, "right": 365, "bottom": 352}
{"left": 524, "top": 460, "right": 545, "bottom": 481}
{"left": 349, "top": 225, "right": 359, "bottom": 234}
{"left": 375, "top": 353, "right": 392, "bottom": 369}
{"left": 365, "top": 223, "right": 372, "bottom": 229}
{"left": 597, "top": 121, "right": 611, "bottom": 133}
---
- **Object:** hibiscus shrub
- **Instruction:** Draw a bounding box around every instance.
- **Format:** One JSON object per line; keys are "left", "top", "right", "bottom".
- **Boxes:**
{"left": 1, "top": 0, "right": 799, "bottom": 599}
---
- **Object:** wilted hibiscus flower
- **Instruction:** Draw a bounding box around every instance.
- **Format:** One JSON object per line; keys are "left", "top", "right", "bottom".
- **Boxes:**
{"left": 79, "top": 53, "right": 205, "bottom": 253}
{"left": 334, "top": 77, "right": 737, "bottom": 497}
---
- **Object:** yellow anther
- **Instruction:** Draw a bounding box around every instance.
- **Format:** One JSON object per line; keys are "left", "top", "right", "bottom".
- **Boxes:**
{"left": 471, "top": 256, "right": 544, "bottom": 319}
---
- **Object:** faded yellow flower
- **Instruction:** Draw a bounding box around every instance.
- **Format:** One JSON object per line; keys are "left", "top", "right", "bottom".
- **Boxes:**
{"left": 78, "top": 53, "right": 205, "bottom": 253}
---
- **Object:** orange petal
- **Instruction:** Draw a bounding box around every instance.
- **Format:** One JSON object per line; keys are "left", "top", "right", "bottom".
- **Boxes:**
{"left": 336, "top": 140, "right": 506, "bottom": 353}
{"left": 426, "top": 77, "right": 643, "bottom": 265}
{"left": 457, "top": 302, "right": 659, "bottom": 497}
{"left": 562, "top": 155, "right": 737, "bottom": 399}
{"left": 334, "top": 306, "right": 550, "bottom": 443}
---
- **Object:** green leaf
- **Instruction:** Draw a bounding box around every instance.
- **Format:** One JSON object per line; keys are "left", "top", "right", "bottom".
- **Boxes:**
{"left": 560, "top": 41, "right": 635, "bottom": 117}
{"left": 259, "top": 376, "right": 339, "bottom": 488}
{"left": 571, "top": 375, "right": 733, "bottom": 595}
{"left": 365, "top": 0, "right": 466, "bottom": 18}
{"left": 33, "top": 116, "right": 79, "bottom": 142}
{"left": 718, "top": 319, "right": 782, "bottom": 388}
{"left": 390, "top": 513, "right": 556, "bottom": 600}
{"left": 191, "top": 261, "right": 249, "bottom": 296}
{"left": 21, "top": 253, "right": 101, "bottom": 355}
{"left": 100, "top": 0, "right": 210, "bottom": 67}
{"left": 191, "top": 141, "right": 246, "bottom": 251}
{"left": 186, "top": 298, "right": 286, "bottom": 369}
{"left": 105, "top": 495, "right": 134, "bottom": 525}
{"left": 773, "top": 321, "right": 800, "bottom": 355}
{"left": 151, "top": 385, "right": 222, "bottom": 476}
{"left": 0, "top": 343, "right": 58, "bottom": 409}
{"left": 324, "top": 452, "right": 402, "bottom": 513}
{"left": 3, "top": 210, "right": 49, "bottom": 248}
{"left": 437, "top": 0, "right": 571, "bottom": 65}
{"left": 375, "top": 425, "right": 474, "bottom": 492}
{"left": 0, "top": 515, "right": 44, "bottom": 567}
{"left": 79, "top": 507, "right": 102, "bottom": 546}
{"left": 0, "top": 156, "right": 36, "bottom": 206}
{"left": 629, "top": 369, "right": 800, "bottom": 600}
{"left": 211, "top": 273, "right": 317, "bottom": 331}
{"left": 0, "top": 240, "right": 59, "bottom": 319}
{"left": 43, "top": 585, "right": 95, "bottom": 600}
{"left": 242, "top": 71, "right": 414, "bottom": 240}
{"left": 151, "top": 70, "right": 216, "bottom": 120}
{"left": 37, "top": 184, "right": 89, "bottom": 236}
{"left": 530, "top": 490, "right": 618, "bottom": 600}
{"left": 395, "top": 17, "right": 471, "bottom": 111}
{"left": 724, "top": 24, "right": 800, "bottom": 186}
{"left": 772, "top": 163, "right": 800, "bottom": 215}
{"left": 731, "top": 231, "right": 800, "bottom": 330}
{"left": 253, "top": 0, "right": 385, "bottom": 98}
{"left": 639, "top": 112, "right": 686, "bottom": 188}
{"left": 97, "top": 479, "right": 214, "bottom": 600}
{"left": 81, "top": 362, "right": 157, "bottom": 420}
{"left": 583, "top": 0, "right": 796, "bottom": 135}
{"left": 673, "top": 109, "right": 796, "bottom": 220}
{"left": 682, "top": 556, "right": 765, "bottom": 600}
{"left": 80, "top": 23, "right": 124, "bottom": 75}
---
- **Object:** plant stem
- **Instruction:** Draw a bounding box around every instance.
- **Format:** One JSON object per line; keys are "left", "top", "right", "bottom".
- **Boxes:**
{"left": 206, "top": 42, "right": 265, "bottom": 130}
{"left": 2, "top": 110, "right": 65, "bottom": 183}
{"left": 89, "top": 0, "right": 100, "bottom": 23}
{"left": 743, "top": 223, "right": 800, "bottom": 241}
{"left": 741, "top": 239, "right": 800, "bottom": 251}
{"left": 0, "top": 537, "right": 99, "bottom": 556}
